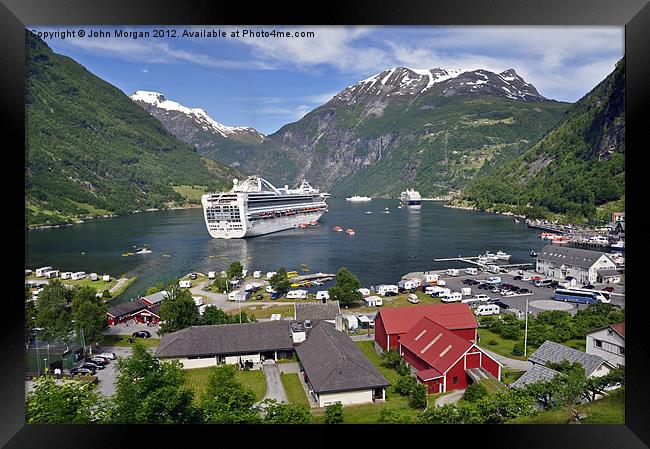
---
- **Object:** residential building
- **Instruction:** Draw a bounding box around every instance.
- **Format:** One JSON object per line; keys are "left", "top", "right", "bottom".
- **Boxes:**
{"left": 398, "top": 316, "right": 501, "bottom": 394}
{"left": 512, "top": 340, "right": 615, "bottom": 389}
{"left": 597, "top": 268, "right": 621, "bottom": 284}
{"left": 586, "top": 323, "right": 625, "bottom": 367}
{"left": 374, "top": 303, "right": 478, "bottom": 351}
{"left": 295, "top": 321, "right": 390, "bottom": 407}
{"left": 535, "top": 245, "right": 617, "bottom": 284}
{"left": 294, "top": 301, "right": 341, "bottom": 324}
{"left": 106, "top": 299, "right": 150, "bottom": 326}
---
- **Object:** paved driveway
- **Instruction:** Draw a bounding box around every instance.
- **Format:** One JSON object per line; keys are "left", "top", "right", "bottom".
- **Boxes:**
{"left": 190, "top": 281, "right": 236, "bottom": 311}
{"left": 261, "top": 360, "right": 287, "bottom": 403}
{"left": 93, "top": 346, "right": 133, "bottom": 397}
{"left": 435, "top": 389, "right": 466, "bottom": 407}
{"left": 478, "top": 346, "right": 531, "bottom": 371}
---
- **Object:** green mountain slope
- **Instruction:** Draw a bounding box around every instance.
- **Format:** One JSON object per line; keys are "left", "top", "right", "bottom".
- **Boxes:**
{"left": 459, "top": 58, "right": 625, "bottom": 222}
{"left": 25, "top": 31, "right": 242, "bottom": 227}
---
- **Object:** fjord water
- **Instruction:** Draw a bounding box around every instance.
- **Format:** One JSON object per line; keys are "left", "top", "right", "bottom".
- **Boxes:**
{"left": 26, "top": 200, "right": 544, "bottom": 302}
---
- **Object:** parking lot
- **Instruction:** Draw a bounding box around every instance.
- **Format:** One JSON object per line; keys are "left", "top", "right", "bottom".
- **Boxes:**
{"left": 439, "top": 270, "right": 625, "bottom": 316}
{"left": 90, "top": 346, "right": 133, "bottom": 397}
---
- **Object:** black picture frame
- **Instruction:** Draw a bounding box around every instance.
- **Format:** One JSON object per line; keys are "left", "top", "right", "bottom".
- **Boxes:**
{"left": 3, "top": 0, "right": 649, "bottom": 446}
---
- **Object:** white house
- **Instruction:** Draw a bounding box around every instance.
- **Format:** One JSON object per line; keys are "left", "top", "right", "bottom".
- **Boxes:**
{"left": 586, "top": 323, "right": 625, "bottom": 367}
{"left": 535, "top": 245, "right": 617, "bottom": 285}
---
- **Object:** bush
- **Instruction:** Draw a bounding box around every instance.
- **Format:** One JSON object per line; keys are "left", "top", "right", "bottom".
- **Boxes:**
{"left": 379, "top": 408, "right": 413, "bottom": 424}
{"left": 488, "top": 339, "right": 498, "bottom": 346}
{"left": 324, "top": 402, "right": 344, "bottom": 424}
{"left": 512, "top": 342, "right": 525, "bottom": 356}
{"left": 409, "top": 383, "right": 428, "bottom": 410}
{"left": 395, "top": 375, "right": 418, "bottom": 396}
{"left": 464, "top": 382, "right": 488, "bottom": 402}
{"left": 396, "top": 361, "right": 411, "bottom": 376}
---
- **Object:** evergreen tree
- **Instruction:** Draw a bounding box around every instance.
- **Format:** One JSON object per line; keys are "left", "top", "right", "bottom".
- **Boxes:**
{"left": 328, "top": 268, "right": 363, "bottom": 307}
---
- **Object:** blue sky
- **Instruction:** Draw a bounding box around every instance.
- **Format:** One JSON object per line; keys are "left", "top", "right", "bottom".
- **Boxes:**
{"left": 30, "top": 26, "right": 623, "bottom": 135}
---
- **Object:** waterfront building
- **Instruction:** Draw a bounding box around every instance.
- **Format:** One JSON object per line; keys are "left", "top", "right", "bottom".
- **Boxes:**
{"left": 535, "top": 245, "right": 617, "bottom": 284}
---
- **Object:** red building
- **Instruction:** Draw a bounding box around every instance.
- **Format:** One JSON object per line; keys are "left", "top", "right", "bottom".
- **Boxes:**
{"left": 106, "top": 299, "right": 149, "bottom": 326}
{"left": 132, "top": 304, "right": 162, "bottom": 325}
{"left": 374, "top": 303, "right": 478, "bottom": 351}
{"left": 398, "top": 316, "right": 502, "bottom": 394}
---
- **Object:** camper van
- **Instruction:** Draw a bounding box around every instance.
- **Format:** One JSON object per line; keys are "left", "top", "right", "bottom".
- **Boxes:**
{"left": 228, "top": 290, "right": 251, "bottom": 301}
{"left": 534, "top": 279, "right": 554, "bottom": 288}
{"left": 364, "top": 296, "right": 383, "bottom": 307}
{"left": 398, "top": 279, "right": 419, "bottom": 291}
{"left": 35, "top": 267, "right": 53, "bottom": 277}
{"left": 445, "top": 269, "right": 460, "bottom": 277}
{"left": 316, "top": 291, "right": 330, "bottom": 300}
{"left": 487, "top": 265, "right": 501, "bottom": 274}
{"left": 464, "top": 268, "right": 478, "bottom": 276}
{"left": 486, "top": 276, "right": 502, "bottom": 285}
{"left": 357, "top": 288, "right": 371, "bottom": 297}
{"left": 71, "top": 272, "right": 86, "bottom": 280}
{"left": 475, "top": 304, "right": 500, "bottom": 316}
{"left": 179, "top": 280, "right": 192, "bottom": 288}
{"left": 375, "top": 285, "right": 399, "bottom": 296}
{"left": 423, "top": 273, "right": 440, "bottom": 283}
{"left": 286, "top": 289, "right": 308, "bottom": 300}
{"left": 441, "top": 292, "right": 463, "bottom": 303}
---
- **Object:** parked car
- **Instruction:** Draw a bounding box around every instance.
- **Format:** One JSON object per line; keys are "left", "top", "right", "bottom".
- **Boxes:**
{"left": 82, "top": 362, "right": 104, "bottom": 370}
{"left": 601, "top": 286, "right": 615, "bottom": 292}
{"left": 583, "top": 284, "right": 596, "bottom": 289}
{"left": 88, "top": 357, "right": 109, "bottom": 365}
{"left": 189, "top": 272, "right": 197, "bottom": 280}
{"left": 70, "top": 367, "right": 94, "bottom": 375}
{"left": 270, "top": 292, "right": 281, "bottom": 300}
{"left": 547, "top": 281, "right": 559, "bottom": 289}
{"left": 513, "top": 275, "right": 523, "bottom": 281}
{"left": 384, "top": 291, "right": 398, "bottom": 297}
{"left": 132, "top": 330, "right": 151, "bottom": 338}
{"left": 256, "top": 294, "right": 264, "bottom": 300}
{"left": 98, "top": 352, "right": 116, "bottom": 360}
{"left": 462, "top": 279, "right": 474, "bottom": 285}
{"left": 519, "top": 288, "right": 531, "bottom": 294}
{"left": 493, "top": 301, "right": 510, "bottom": 309}
{"left": 530, "top": 276, "right": 542, "bottom": 282}
{"left": 407, "top": 294, "right": 420, "bottom": 304}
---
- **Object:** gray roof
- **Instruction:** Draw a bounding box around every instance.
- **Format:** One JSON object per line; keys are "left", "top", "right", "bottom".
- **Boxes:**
{"left": 537, "top": 245, "right": 608, "bottom": 269}
{"left": 294, "top": 301, "right": 341, "bottom": 321}
{"left": 155, "top": 321, "right": 293, "bottom": 358}
{"left": 528, "top": 340, "right": 607, "bottom": 376}
{"left": 597, "top": 268, "right": 620, "bottom": 277}
{"left": 141, "top": 290, "right": 167, "bottom": 305}
{"left": 511, "top": 364, "right": 560, "bottom": 389}
{"left": 295, "top": 321, "right": 390, "bottom": 394}
{"left": 107, "top": 299, "right": 149, "bottom": 318}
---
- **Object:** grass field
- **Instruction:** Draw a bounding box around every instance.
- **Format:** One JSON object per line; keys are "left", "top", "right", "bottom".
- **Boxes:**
{"left": 100, "top": 335, "right": 160, "bottom": 348}
{"left": 478, "top": 327, "right": 586, "bottom": 360}
{"left": 239, "top": 304, "right": 295, "bottom": 319}
{"left": 509, "top": 388, "right": 624, "bottom": 424}
{"left": 280, "top": 373, "right": 309, "bottom": 406}
{"left": 183, "top": 366, "right": 266, "bottom": 402}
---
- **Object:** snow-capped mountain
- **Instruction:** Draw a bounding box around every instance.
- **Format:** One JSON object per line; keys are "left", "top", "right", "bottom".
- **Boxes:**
{"left": 130, "top": 90, "right": 264, "bottom": 143}
{"left": 333, "top": 67, "right": 546, "bottom": 105}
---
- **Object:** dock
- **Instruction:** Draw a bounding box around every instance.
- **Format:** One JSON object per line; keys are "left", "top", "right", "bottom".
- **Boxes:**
{"left": 292, "top": 272, "right": 335, "bottom": 282}
{"left": 432, "top": 256, "right": 491, "bottom": 270}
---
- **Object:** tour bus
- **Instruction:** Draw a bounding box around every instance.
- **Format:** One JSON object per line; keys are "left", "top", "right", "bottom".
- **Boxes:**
{"left": 566, "top": 287, "right": 611, "bottom": 303}
{"left": 552, "top": 288, "right": 608, "bottom": 304}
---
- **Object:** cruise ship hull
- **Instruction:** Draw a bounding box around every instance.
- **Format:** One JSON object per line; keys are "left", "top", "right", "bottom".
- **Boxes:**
{"left": 207, "top": 210, "right": 325, "bottom": 239}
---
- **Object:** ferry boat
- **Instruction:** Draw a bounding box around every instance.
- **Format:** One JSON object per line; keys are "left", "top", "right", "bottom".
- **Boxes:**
{"left": 400, "top": 188, "right": 422, "bottom": 207}
{"left": 201, "top": 177, "right": 329, "bottom": 239}
{"left": 346, "top": 195, "right": 372, "bottom": 202}
{"left": 495, "top": 251, "right": 511, "bottom": 261}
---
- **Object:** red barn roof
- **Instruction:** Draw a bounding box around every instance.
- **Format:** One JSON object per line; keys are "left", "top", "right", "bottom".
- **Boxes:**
{"left": 399, "top": 316, "right": 473, "bottom": 374}
{"left": 377, "top": 303, "right": 477, "bottom": 335}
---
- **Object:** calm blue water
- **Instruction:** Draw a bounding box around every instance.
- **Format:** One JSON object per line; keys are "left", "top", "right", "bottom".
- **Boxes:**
{"left": 25, "top": 200, "right": 545, "bottom": 302}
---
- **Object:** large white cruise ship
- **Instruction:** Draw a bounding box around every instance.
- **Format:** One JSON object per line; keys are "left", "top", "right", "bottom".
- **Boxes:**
{"left": 400, "top": 188, "right": 422, "bottom": 207}
{"left": 201, "top": 177, "right": 329, "bottom": 239}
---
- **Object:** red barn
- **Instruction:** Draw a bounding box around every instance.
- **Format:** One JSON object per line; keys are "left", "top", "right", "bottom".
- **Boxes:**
{"left": 398, "top": 316, "right": 501, "bottom": 394}
{"left": 374, "top": 303, "right": 477, "bottom": 351}
{"left": 132, "top": 304, "right": 162, "bottom": 325}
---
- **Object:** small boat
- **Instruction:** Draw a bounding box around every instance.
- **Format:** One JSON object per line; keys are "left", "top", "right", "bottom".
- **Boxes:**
{"left": 313, "top": 280, "right": 323, "bottom": 286}
{"left": 530, "top": 250, "right": 538, "bottom": 258}
{"left": 163, "top": 254, "right": 171, "bottom": 257}
{"left": 514, "top": 218, "right": 520, "bottom": 223}
{"left": 365, "top": 211, "right": 372, "bottom": 214}
{"left": 495, "top": 251, "right": 511, "bottom": 261}
{"left": 290, "top": 283, "right": 300, "bottom": 288}
{"left": 383, "top": 207, "right": 390, "bottom": 214}
{"left": 346, "top": 228, "right": 355, "bottom": 235}
{"left": 302, "top": 268, "right": 310, "bottom": 272}
{"left": 333, "top": 226, "right": 343, "bottom": 232}
{"left": 135, "top": 247, "right": 152, "bottom": 254}
{"left": 121, "top": 252, "right": 133, "bottom": 257}
{"left": 298, "top": 223, "right": 309, "bottom": 229}
{"left": 398, "top": 205, "right": 403, "bottom": 209}
{"left": 346, "top": 196, "right": 372, "bottom": 202}
{"left": 310, "top": 221, "right": 318, "bottom": 226}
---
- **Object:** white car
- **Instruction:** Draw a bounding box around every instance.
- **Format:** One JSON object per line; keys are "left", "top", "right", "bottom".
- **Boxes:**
{"left": 98, "top": 352, "right": 117, "bottom": 360}
{"left": 473, "top": 294, "right": 491, "bottom": 302}
{"left": 407, "top": 294, "right": 420, "bottom": 304}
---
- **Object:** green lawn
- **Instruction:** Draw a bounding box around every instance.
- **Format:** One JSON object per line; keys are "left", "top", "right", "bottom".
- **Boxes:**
{"left": 183, "top": 366, "right": 266, "bottom": 402}
{"left": 100, "top": 334, "right": 160, "bottom": 348}
{"left": 510, "top": 388, "right": 624, "bottom": 424}
{"left": 477, "top": 327, "right": 533, "bottom": 360}
{"left": 502, "top": 369, "right": 526, "bottom": 386}
{"left": 280, "top": 373, "right": 309, "bottom": 406}
{"left": 239, "top": 304, "right": 295, "bottom": 319}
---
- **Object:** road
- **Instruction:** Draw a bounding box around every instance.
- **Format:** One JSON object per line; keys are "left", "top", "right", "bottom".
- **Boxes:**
{"left": 478, "top": 347, "right": 532, "bottom": 371}
{"left": 109, "top": 277, "right": 131, "bottom": 295}
{"left": 435, "top": 389, "right": 466, "bottom": 406}
{"left": 190, "top": 281, "right": 236, "bottom": 311}
{"left": 93, "top": 346, "right": 134, "bottom": 397}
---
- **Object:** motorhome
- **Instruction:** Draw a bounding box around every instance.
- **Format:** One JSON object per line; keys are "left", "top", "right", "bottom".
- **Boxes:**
{"left": 445, "top": 269, "right": 460, "bottom": 277}
{"left": 375, "top": 284, "right": 399, "bottom": 296}
{"left": 461, "top": 287, "right": 472, "bottom": 297}
{"left": 464, "top": 268, "right": 478, "bottom": 276}
{"left": 423, "top": 273, "right": 439, "bottom": 283}
{"left": 487, "top": 265, "right": 501, "bottom": 274}
{"left": 441, "top": 292, "right": 463, "bottom": 303}
{"left": 357, "top": 288, "right": 371, "bottom": 297}
{"left": 316, "top": 291, "right": 330, "bottom": 301}
{"left": 463, "top": 294, "right": 490, "bottom": 303}
{"left": 475, "top": 304, "right": 500, "bottom": 316}
{"left": 179, "top": 280, "right": 192, "bottom": 288}
{"left": 208, "top": 271, "right": 216, "bottom": 279}
{"left": 286, "top": 289, "right": 308, "bottom": 300}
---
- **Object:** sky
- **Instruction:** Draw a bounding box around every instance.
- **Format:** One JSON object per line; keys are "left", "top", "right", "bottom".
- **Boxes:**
{"left": 30, "top": 25, "right": 624, "bottom": 135}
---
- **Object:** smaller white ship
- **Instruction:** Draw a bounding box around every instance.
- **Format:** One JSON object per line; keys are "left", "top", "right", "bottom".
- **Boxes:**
{"left": 495, "top": 250, "right": 511, "bottom": 261}
{"left": 135, "top": 246, "right": 152, "bottom": 254}
{"left": 346, "top": 195, "right": 372, "bottom": 202}
{"left": 400, "top": 188, "right": 422, "bottom": 207}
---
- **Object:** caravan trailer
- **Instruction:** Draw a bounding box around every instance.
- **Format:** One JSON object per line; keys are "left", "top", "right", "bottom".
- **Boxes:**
{"left": 71, "top": 272, "right": 86, "bottom": 280}
{"left": 179, "top": 280, "right": 192, "bottom": 288}
{"left": 44, "top": 270, "right": 60, "bottom": 279}
{"left": 441, "top": 292, "right": 463, "bottom": 303}
{"left": 376, "top": 285, "right": 399, "bottom": 296}
{"left": 316, "top": 291, "right": 330, "bottom": 301}
{"left": 357, "top": 288, "right": 371, "bottom": 297}
{"left": 286, "top": 290, "right": 308, "bottom": 300}
{"left": 464, "top": 268, "right": 478, "bottom": 276}
{"left": 397, "top": 279, "right": 420, "bottom": 291}
{"left": 35, "top": 267, "right": 53, "bottom": 277}
{"left": 445, "top": 269, "right": 460, "bottom": 277}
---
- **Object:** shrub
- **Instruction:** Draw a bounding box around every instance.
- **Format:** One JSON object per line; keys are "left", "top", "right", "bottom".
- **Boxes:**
{"left": 409, "top": 383, "right": 428, "bottom": 410}
{"left": 324, "top": 402, "right": 344, "bottom": 424}
{"left": 395, "top": 375, "right": 418, "bottom": 396}
{"left": 512, "top": 342, "right": 525, "bottom": 356}
{"left": 488, "top": 339, "right": 498, "bottom": 346}
{"left": 464, "top": 382, "right": 488, "bottom": 402}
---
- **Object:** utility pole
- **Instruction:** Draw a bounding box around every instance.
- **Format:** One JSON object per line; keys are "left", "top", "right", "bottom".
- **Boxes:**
{"left": 524, "top": 297, "right": 529, "bottom": 357}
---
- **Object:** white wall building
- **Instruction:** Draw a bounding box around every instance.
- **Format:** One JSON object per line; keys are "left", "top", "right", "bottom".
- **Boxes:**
{"left": 586, "top": 323, "right": 625, "bottom": 367}
{"left": 535, "top": 245, "right": 617, "bottom": 285}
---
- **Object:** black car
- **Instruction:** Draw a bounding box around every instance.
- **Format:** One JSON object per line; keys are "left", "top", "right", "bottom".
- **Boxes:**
{"left": 88, "top": 357, "right": 109, "bottom": 365}
{"left": 513, "top": 275, "right": 523, "bottom": 281}
{"left": 132, "top": 330, "right": 151, "bottom": 338}
{"left": 256, "top": 294, "right": 263, "bottom": 300}
{"left": 189, "top": 272, "right": 197, "bottom": 280}
{"left": 519, "top": 288, "right": 531, "bottom": 294}
{"left": 469, "top": 279, "right": 480, "bottom": 285}
{"left": 462, "top": 279, "right": 473, "bottom": 285}
{"left": 583, "top": 284, "right": 596, "bottom": 289}
{"left": 70, "top": 367, "right": 94, "bottom": 375}
{"left": 82, "top": 362, "right": 104, "bottom": 370}
{"left": 494, "top": 301, "right": 510, "bottom": 309}
{"left": 547, "top": 281, "right": 559, "bottom": 288}
{"left": 385, "top": 291, "right": 398, "bottom": 297}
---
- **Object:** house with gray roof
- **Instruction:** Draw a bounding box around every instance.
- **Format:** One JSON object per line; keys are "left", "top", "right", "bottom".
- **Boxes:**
{"left": 295, "top": 321, "right": 390, "bottom": 407}
{"left": 155, "top": 321, "right": 295, "bottom": 369}
{"left": 106, "top": 299, "right": 149, "bottom": 325}
{"left": 140, "top": 290, "right": 168, "bottom": 305}
{"left": 535, "top": 245, "right": 616, "bottom": 284}
{"left": 294, "top": 301, "right": 341, "bottom": 323}
{"left": 512, "top": 340, "right": 614, "bottom": 390}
